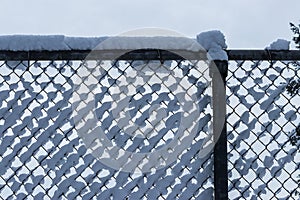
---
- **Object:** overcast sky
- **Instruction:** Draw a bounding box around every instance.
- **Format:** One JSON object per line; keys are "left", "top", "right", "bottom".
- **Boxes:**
{"left": 1, "top": 0, "right": 299, "bottom": 49}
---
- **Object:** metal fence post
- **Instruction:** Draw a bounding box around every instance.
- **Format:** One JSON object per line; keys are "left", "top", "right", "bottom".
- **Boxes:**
{"left": 210, "top": 60, "right": 228, "bottom": 200}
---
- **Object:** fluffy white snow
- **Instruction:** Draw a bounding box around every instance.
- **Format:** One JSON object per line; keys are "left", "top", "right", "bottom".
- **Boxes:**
{"left": 265, "top": 39, "right": 290, "bottom": 50}
{"left": 196, "top": 30, "right": 228, "bottom": 60}
{"left": 94, "top": 36, "right": 204, "bottom": 52}
{"left": 0, "top": 35, "right": 68, "bottom": 51}
{"left": 0, "top": 31, "right": 229, "bottom": 61}
{"left": 64, "top": 37, "right": 107, "bottom": 50}
{"left": 196, "top": 30, "right": 227, "bottom": 50}
{"left": 0, "top": 35, "right": 204, "bottom": 52}
{"left": 0, "top": 35, "right": 107, "bottom": 51}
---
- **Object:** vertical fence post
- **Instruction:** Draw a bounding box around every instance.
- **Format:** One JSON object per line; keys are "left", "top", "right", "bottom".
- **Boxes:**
{"left": 210, "top": 60, "right": 228, "bottom": 200}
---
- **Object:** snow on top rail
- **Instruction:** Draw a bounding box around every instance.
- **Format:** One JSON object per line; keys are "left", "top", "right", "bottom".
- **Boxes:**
{"left": 0, "top": 31, "right": 229, "bottom": 61}
{"left": 265, "top": 39, "right": 290, "bottom": 51}
{"left": 0, "top": 35, "right": 106, "bottom": 51}
{"left": 0, "top": 35, "right": 204, "bottom": 52}
{"left": 0, "top": 34, "right": 210, "bottom": 60}
{"left": 1, "top": 32, "right": 300, "bottom": 61}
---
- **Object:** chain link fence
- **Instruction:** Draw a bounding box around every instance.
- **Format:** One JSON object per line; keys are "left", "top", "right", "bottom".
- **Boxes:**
{"left": 0, "top": 49, "right": 299, "bottom": 199}
{"left": 0, "top": 52, "right": 215, "bottom": 200}
{"left": 227, "top": 58, "right": 300, "bottom": 199}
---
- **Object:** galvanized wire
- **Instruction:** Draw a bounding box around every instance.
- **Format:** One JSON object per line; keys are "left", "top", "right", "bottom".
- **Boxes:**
{"left": 0, "top": 58, "right": 214, "bottom": 200}
{"left": 0, "top": 50, "right": 299, "bottom": 200}
{"left": 227, "top": 60, "right": 300, "bottom": 199}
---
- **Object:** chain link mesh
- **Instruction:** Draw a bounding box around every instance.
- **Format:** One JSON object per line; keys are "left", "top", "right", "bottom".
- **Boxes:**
{"left": 0, "top": 51, "right": 299, "bottom": 199}
{"left": 227, "top": 60, "right": 300, "bottom": 199}
{"left": 0, "top": 58, "right": 214, "bottom": 200}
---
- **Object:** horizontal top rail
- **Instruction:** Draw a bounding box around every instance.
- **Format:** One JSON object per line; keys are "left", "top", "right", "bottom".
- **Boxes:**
{"left": 0, "top": 49, "right": 300, "bottom": 61}
{"left": 227, "top": 50, "right": 300, "bottom": 61}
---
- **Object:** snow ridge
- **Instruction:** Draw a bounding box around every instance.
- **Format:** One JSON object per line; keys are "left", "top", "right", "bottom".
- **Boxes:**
{"left": 0, "top": 32, "right": 228, "bottom": 61}
{"left": 197, "top": 30, "right": 228, "bottom": 61}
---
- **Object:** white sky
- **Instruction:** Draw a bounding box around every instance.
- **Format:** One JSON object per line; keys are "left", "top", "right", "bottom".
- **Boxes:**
{"left": 1, "top": 0, "right": 299, "bottom": 49}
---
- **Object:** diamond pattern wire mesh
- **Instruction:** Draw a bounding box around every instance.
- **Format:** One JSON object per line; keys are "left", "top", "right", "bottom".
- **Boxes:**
{"left": 1, "top": 51, "right": 300, "bottom": 200}
{"left": 227, "top": 60, "right": 300, "bottom": 199}
{"left": 0, "top": 58, "right": 214, "bottom": 199}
